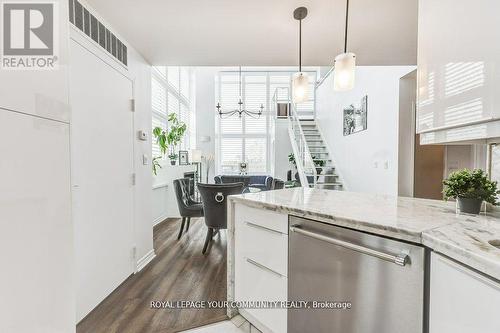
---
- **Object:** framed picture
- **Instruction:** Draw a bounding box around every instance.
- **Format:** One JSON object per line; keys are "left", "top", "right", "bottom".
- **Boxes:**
{"left": 276, "top": 103, "right": 290, "bottom": 119}
{"left": 343, "top": 95, "right": 368, "bottom": 136}
{"left": 179, "top": 150, "right": 189, "bottom": 165}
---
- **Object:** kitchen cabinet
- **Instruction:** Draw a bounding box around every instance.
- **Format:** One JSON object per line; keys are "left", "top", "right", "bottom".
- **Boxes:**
{"left": 0, "top": 0, "right": 71, "bottom": 122}
{"left": 429, "top": 253, "right": 500, "bottom": 333}
{"left": 0, "top": 109, "right": 74, "bottom": 333}
{"left": 417, "top": 0, "right": 500, "bottom": 144}
{"left": 234, "top": 204, "right": 288, "bottom": 333}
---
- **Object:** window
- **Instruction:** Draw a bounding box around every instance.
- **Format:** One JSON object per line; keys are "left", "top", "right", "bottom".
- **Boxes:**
{"left": 216, "top": 70, "right": 316, "bottom": 174}
{"left": 151, "top": 66, "right": 195, "bottom": 157}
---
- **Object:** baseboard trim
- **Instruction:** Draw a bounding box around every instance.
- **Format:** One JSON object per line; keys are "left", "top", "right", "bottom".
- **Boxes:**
{"left": 153, "top": 213, "right": 169, "bottom": 226}
{"left": 136, "top": 249, "right": 156, "bottom": 273}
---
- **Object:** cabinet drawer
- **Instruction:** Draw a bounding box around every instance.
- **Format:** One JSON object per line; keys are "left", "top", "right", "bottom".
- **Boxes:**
{"left": 235, "top": 204, "right": 288, "bottom": 234}
{"left": 235, "top": 254, "right": 287, "bottom": 333}
{"left": 235, "top": 218, "right": 288, "bottom": 277}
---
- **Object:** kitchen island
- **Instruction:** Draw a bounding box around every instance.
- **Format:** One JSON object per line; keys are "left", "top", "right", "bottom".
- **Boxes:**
{"left": 227, "top": 188, "right": 500, "bottom": 333}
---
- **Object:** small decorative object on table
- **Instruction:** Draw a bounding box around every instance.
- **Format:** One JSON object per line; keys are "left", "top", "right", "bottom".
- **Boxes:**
{"left": 239, "top": 162, "right": 248, "bottom": 175}
{"left": 179, "top": 150, "right": 189, "bottom": 165}
{"left": 168, "top": 153, "right": 178, "bottom": 166}
{"left": 443, "top": 168, "right": 500, "bottom": 214}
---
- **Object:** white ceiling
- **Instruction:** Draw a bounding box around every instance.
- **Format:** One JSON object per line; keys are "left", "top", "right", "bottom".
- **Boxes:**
{"left": 86, "top": 0, "right": 418, "bottom": 66}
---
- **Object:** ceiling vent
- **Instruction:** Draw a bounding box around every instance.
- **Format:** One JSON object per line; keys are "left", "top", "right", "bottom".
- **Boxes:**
{"left": 69, "top": 0, "right": 128, "bottom": 67}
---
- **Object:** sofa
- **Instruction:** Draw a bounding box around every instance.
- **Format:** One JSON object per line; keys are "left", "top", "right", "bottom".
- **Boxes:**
{"left": 214, "top": 175, "right": 275, "bottom": 191}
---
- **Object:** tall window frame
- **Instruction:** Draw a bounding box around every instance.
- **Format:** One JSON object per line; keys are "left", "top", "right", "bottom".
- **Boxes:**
{"left": 151, "top": 66, "right": 195, "bottom": 158}
{"left": 215, "top": 70, "right": 316, "bottom": 175}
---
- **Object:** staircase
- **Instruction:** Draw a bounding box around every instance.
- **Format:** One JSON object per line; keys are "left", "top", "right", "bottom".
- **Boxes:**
{"left": 299, "top": 120, "right": 343, "bottom": 190}
{"left": 288, "top": 108, "right": 343, "bottom": 190}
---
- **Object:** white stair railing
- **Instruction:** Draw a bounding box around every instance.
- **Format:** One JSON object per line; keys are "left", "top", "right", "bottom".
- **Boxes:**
{"left": 288, "top": 103, "right": 317, "bottom": 188}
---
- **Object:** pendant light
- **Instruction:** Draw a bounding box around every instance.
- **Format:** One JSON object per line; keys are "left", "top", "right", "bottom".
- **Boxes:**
{"left": 334, "top": 0, "right": 356, "bottom": 91}
{"left": 292, "top": 7, "right": 309, "bottom": 104}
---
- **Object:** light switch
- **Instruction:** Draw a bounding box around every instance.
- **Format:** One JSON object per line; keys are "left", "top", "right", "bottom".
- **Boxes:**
{"left": 142, "top": 154, "right": 148, "bottom": 165}
{"left": 384, "top": 161, "right": 389, "bottom": 169}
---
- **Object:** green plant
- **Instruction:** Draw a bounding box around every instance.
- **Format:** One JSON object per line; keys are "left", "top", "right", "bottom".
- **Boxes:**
{"left": 443, "top": 169, "right": 500, "bottom": 205}
{"left": 152, "top": 156, "right": 162, "bottom": 176}
{"left": 312, "top": 156, "right": 325, "bottom": 168}
{"left": 152, "top": 113, "right": 187, "bottom": 160}
{"left": 288, "top": 153, "right": 296, "bottom": 166}
{"left": 168, "top": 153, "right": 178, "bottom": 161}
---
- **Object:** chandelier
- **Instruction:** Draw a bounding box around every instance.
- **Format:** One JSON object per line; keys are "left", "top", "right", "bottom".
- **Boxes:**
{"left": 216, "top": 66, "right": 264, "bottom": 118}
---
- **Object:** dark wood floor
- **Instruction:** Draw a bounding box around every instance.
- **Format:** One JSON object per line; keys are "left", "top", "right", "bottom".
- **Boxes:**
{"left": 77, "top": 218, "right": 228, "bottom": 333}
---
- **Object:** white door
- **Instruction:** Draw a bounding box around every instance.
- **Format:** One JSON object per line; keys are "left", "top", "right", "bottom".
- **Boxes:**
{"left": 69, "top": 40, "right": 135, "bottom": 321}
{"left": 0, "top": 110, "right": 74, "bottom": 333}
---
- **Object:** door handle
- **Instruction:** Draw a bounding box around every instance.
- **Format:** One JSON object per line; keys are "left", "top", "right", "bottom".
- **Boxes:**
{"left": 290, "top": 225, "right": 409, "bottom": 266}
{"left": 246, "top": 258, "right": 283, "bottom": 277}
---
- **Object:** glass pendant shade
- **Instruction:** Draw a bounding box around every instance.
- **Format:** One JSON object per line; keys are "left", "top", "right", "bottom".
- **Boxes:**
{"left": 334, "top": 52, "right": 356, "bottom": 91}
{"left": 292, "top": 72, "right": 309, "bottom": 103}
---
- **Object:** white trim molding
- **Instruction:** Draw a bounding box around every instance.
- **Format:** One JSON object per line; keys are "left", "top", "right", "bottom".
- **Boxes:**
{"left": 136, "top": 249, "right": 156, "bottom": 273}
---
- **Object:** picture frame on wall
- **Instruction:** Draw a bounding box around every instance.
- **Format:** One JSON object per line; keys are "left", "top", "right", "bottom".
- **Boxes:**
{"left": 179, "top": 150, "right": 189, "bottom": 165}
{"left": 343, "top": 95, "right": 368, "bottom": 136}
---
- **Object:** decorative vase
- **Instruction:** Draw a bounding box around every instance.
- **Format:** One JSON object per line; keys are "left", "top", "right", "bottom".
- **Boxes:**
{"left": 170, "top": 160, "right": 176, "bottom": 166}
{"left": 457, "top": 198, "right": 482, "bottom": 214}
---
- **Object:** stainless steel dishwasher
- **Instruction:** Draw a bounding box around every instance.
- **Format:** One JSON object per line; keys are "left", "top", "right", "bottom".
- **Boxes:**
{"left": 288, "top": 216, "right": 427, "bottom": 333}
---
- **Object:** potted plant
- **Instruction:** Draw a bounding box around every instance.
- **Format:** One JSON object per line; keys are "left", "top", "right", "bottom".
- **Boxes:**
{"left": 153, "top": 113, "right": 187, "bottom": 166}
{"left": 443, "top": 169, "right": 500, "bottom": 214}
{"left": 288, "top": 153, "right": 296, "bottom": 168}
{"left": 313, "top": 156, "right": 325, "bottom": 175}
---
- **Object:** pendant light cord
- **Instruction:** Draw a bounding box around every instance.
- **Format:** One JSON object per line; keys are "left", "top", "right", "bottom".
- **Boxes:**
{"left": 299, "top": 19, "right": 302, "bottom": 72}
{"left": 344, "top": 0, "right": 349, "bottom": 53}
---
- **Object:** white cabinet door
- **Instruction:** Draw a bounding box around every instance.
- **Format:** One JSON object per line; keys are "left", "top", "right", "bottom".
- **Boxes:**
{"left": 234, "top": 204, "right": 288, "bottom": 333}
{"left": 0, "top": 110, "right": 74, "bottom": 333}
{"left": 417, "top": 0, "right": 500, "bottom": 143}
{"left": 430, "top": 253, "right": 500, "bottom": 333}
{"left": 0, "top": 0, "right": 71, "bottom": 122}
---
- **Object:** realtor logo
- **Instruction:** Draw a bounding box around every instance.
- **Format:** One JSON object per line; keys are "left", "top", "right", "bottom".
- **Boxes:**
{"left": 1, "top": 1, "right": 59, "bottom": 69}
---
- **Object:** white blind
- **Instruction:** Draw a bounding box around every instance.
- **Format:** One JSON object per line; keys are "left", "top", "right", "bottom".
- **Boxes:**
{"left": 180, "top": 67, "right": 190, "bottom": 99}
{"left": 244, "top": 75, "right": 266, "bottom": 134}
{"left": 168, "top": 66, "right": 179, "bottom": 92}
{"left": 220, "top": 138, "right": 243, "bottom": 173}
{"left": 151, "top": 75, "right": 167, "bottom": 116}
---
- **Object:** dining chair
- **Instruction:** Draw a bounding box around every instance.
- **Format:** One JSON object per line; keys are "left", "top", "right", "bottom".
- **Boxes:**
{"left": 197, "top": 182, "right": 244, "bottom": 254}
{"left": 173, "top": 178, "right": 204, "bottom": 240}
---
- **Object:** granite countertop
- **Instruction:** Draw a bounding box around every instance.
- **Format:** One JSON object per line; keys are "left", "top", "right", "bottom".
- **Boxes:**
{"left": 229, "top": 187, "right": 500, "bottom": 281}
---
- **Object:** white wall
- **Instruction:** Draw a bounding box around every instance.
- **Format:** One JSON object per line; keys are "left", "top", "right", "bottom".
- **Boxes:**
{"left": 316, "top": 66, "right": 415, "bottom": 195}
{"left": 194, "top": 67, "right": 219, "bottom": 183}
{"left": 398, "top": 71, "right": 417, "bottom": 197}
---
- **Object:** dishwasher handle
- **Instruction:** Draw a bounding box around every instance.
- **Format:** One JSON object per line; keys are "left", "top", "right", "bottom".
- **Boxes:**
{"left": 290, "top": 225, "right": 409, "bottom": 267}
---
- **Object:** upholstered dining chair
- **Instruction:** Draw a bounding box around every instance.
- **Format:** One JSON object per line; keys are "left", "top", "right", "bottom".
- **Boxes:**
{"left": 173, "top": 178, "right": 204, "bottom": 240}
{"left": 197, "top": 182, "right": 244, "bottom": 254}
